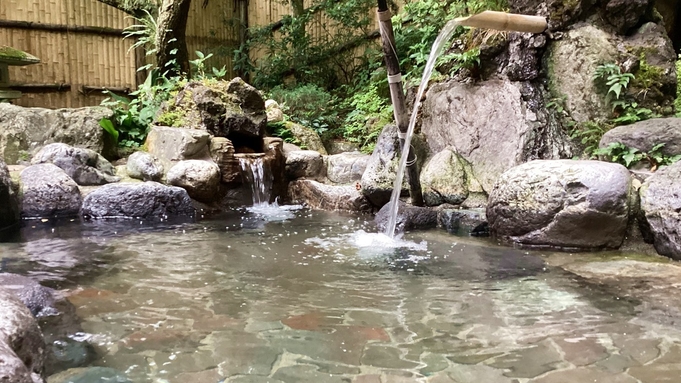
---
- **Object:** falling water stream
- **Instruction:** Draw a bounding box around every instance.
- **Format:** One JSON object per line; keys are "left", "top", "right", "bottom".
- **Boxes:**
{"left": 385, "top": 19, "right": 462, "bottom": 238}
{"left": 238, "top": 155, "right": 272, "bottom": 206}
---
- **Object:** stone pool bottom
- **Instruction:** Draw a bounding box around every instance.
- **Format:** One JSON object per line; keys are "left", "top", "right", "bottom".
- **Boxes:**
{"left": 1, "top": 206, "right": 680, "bottom": 383}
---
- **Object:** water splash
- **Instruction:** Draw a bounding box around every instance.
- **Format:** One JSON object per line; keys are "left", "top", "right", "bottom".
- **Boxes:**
{"left": 385, "top": 19, "right": 462, "bottom": 238}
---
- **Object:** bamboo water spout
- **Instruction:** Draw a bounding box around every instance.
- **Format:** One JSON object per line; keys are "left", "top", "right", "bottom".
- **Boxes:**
{"left": 455, "top": 11, "right": 547, "bottom": 33}
{"left": 381, "top": 10, "right": 548, "bottom": 238}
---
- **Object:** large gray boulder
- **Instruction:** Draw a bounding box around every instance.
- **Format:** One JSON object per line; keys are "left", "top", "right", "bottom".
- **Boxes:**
{"left": 360, "top": 125, "right": 428, "bottom": 207}
{"left": 0, "top": 288, "right": 46, "bottom": 383}
{"left": 166, "top": 160, "right": 221, "bottom": 203}
{"left": 0, "top": 104, "right": 112, "bottom": 165}
{"left": 285, "top": 150, "right": 326, "bottom": 180}
{"left": 288, "top": 179, "right": 371, "bottom": 213}
{"left": 420, "top": 80, "right": 571, "bottom": 194}
{"left": 31, "top": 143, "right": 119, "bottom": 186}
{"left": 157, "top": 78, "right": 266, "bottom": 144}
{"left": 125, "top": 151, "right": 164, "bottom": 182}
{"left": 599, "top": 119, "right": 681, "bottom": 156}
{"left": 20, "top": 164, "right": 83, "bottom": 219}
{"left": 639, "top": 160, "right": 681, "bottom": 260}
{"left": 0, "top": 159, "right": 19, "bottom": 229}
{"left": 81, "top": 182, "right": 195, "bottom": 219}
{"left": 487, "top": 160, "right": 633, "bottom": 249}
{"left": 325, "top": 152, "right": 369, "bottom": 185}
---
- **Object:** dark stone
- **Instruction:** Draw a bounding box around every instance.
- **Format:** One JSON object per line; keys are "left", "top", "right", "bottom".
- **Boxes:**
{"left": 81, "top": 182, "right": 195, "bottom": 219}
{"left": 437, "top": 209, "right": 489, "bottom": 236}
{"left": 374, "top": 201, "right": 438, "bottom": 233}
{"left": 0, "top": 274, "right": 57, "bottom": 317}
{"left": 31, "top": 143, "right": 119, "bottom": 186}
{"left": 20, "top": 164, "right": 83, "bottom": 219}
{"left": 0, "top": 159, "right": 19, "bottom": 230}
{"left": 602, "top": 0, "right": 652, "bottom": 34}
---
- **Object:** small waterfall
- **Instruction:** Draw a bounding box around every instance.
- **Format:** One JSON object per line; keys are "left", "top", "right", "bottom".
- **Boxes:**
{"left": 385, "top": 19, "right": 462, "bottom": 238}
{"left": 238, "top": 155, "right": 273, "bottom": 206}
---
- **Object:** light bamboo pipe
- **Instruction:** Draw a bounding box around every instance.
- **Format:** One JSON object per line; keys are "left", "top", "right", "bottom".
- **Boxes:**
{"left": 455, "top": 10, "right": 547, "bottom": 33}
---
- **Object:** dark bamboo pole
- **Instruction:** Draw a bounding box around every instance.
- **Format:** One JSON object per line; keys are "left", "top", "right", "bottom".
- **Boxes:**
{"left": 377, "top": 0, "right": 423, "bottom": 206}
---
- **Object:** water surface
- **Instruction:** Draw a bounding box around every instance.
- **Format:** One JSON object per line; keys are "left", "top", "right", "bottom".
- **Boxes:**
{"left": 1, "top": 208, "right": 680, "bottom": 383}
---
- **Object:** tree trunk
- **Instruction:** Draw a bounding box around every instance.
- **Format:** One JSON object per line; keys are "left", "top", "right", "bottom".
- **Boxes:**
{"left": 155, "top": 0, "right": 192, "bottom": 77}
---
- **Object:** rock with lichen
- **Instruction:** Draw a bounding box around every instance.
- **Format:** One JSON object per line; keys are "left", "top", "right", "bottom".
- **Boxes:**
{"left": 156, "top": 78, "right": 267, "bottom": 151}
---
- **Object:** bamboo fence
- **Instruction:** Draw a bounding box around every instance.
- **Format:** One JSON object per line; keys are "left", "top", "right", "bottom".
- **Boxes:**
{"left": 0, "top": 0, "right": 379, "bottom": 108}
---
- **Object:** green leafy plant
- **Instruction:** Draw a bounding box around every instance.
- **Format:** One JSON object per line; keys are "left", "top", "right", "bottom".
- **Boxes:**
{"left": 593, "top": 63, "right": 634, "bottom": 102}
{"left": 341, "top": 82, "right": 393, "bottom": 153}
{"left": 189, "top": 51, "right": 227, "bottom": 80}
{"left": 594, "top": 142, "right": 681, "bottom": 170}
{"left": 123, "top": 10, "right": 158, "bottom": 73}
{"left": 100, "top": 69, "right": 178, "bottom": 148}
{"left": 268, "top": 84, "right": 340, "bottom": 136}
{"left": 569, "top": 121, "right": 606, "bottom": 158}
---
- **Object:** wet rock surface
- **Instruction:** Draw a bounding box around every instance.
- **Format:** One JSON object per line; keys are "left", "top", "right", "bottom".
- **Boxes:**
{"left": 0, "top": 158, "right": 19, "bottom": 229}
{"left": 0, "top": 288, "right": 46, "bottom": 383}
{"left": 437, "top": 208, "right": 488, "bottom": 236}
{"left": 638, "top": 160, "right": 681, "bottom": 260}
{"left": 31, "top": 143, "right": 119, "bottom": 186}
{"left": 374, "top": 200, "right": 437, "bottom": 233}
{"left": 20, "top": 164, "right": 83, "bottom": 219}
{"left": 288, "top": 179, "right": 371, "bottom": 213}
{"left": 81, "top": 182, "right": 195, "bottom": 219}
{"left": 0, "top": 274, "right": 96, "bottom": 375}
{"left": 487, "top": 160, "right": 632, "bottom": 249}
